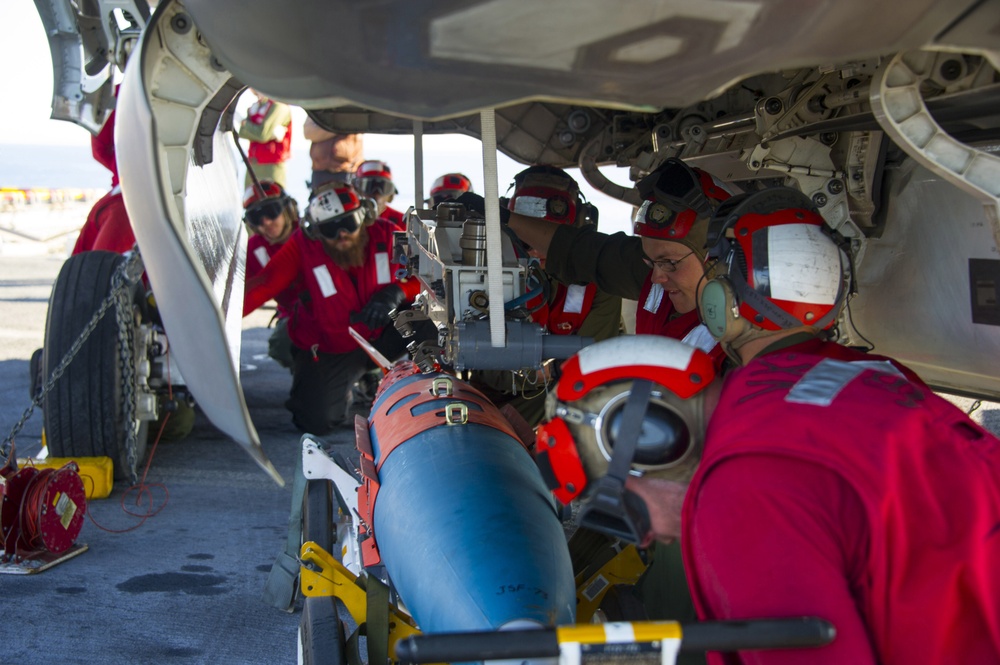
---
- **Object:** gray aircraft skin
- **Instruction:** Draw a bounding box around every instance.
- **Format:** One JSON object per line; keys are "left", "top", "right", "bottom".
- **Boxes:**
{"left": 32, "top": 0, "right": 1000, "bottom": 480}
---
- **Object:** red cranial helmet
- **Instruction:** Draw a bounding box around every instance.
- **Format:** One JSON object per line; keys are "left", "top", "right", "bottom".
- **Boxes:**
{"left": 633, "top": 158, "right": 732, "bottom": 244}
{"left": 699, "top": 187, "right": 852, "bottom": 355}
{"left": 243, "top": 180, "right": 284, "bottom": 209}
{"left": 534, "top": 336, "right": 715, "bottom": 545}
{"left": 242, "top": 181, "right": 295, "bottom": 228}
{"left": 507, "top": 165, "right": 583, "bottom": 226}
{"left": 354, "top": 160, "right": 396, "bottom": 197}
{"left": 302, "top": 184, "right": 376, "bottom": 240}
{"left": 429, "top": 173, "right": 473, "bottom": 206}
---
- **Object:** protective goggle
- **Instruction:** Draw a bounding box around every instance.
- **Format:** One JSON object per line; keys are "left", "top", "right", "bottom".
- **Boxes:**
{"left": 430, "top": 190, "right": 467, "bottom": 206}
{"left": 537, "top": 385, "right": 696, "bottom": 503}
{"left": 311, "top": 207, "right": 366, "bottom": 238}
{"left": 533, "top": 336, "right": 715, "bottom": 546}
{"left": 537, "top": 380, "right": 693, "bottom": 545}
{"left": 244, "top": 199, "right": 286, "bottom": 227}
{"left": 305, "top": 186, "right": 371, "bottom": 239}
{"left": 636, "top": 158, "right": 715, "bottom": 217}
{"left": 633, "top": 159, "right": 732, "bottom": 240}
{"left": 355, "top": 176, "right": 395, "bottom": 198}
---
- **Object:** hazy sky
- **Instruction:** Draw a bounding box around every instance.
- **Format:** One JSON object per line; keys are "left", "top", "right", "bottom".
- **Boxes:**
{"left": 3, "top": 2, "right": 636, "bottom": 231}
{"left": 3, "top": 2, "right": 94, "bottom": 146}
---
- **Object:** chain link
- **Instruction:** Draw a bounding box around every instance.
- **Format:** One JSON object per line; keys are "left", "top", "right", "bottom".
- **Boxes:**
{"left": 114, "top": 254, "right": 142, "bottom": 485}
{"left": 2, "top": 253, "right": 144, "bottom": 480}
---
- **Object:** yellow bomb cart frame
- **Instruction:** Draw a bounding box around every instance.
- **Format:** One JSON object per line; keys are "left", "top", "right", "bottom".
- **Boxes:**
{"left": 299, "top": 533, "right": 833, "bottom": 664}
{"left": 292, "top": 431, "right": 834, "bottom": 665}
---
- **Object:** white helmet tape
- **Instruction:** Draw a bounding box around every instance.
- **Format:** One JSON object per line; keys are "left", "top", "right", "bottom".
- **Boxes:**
{"left": 766, "top": 224, "right": 841, "bottom": 305}
{"left": 309, "top": 188, "right": 348, "bottom": 223}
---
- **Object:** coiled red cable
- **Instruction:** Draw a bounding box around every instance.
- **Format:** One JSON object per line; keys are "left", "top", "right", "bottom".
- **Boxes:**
{"left": 16, "top": 466, "right": 86, "bottom": 554}
{"left": 18, "top": 467, "right": 56, "bottom": 551}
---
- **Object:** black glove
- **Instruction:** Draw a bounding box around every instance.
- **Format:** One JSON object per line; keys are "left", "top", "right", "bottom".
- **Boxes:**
{"left": 454, "top": 192, "right": 511, "bottom": 225}
{"left": 357, "top": 284, "right": 406, "bottom": 330}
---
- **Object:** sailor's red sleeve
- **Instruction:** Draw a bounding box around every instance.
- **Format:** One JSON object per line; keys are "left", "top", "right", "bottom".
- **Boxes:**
{"left": 243, "top": 240, "right": 302, "bottom": 316}
{"left": 91, "top": 109, "right": 119, "bottom": 185}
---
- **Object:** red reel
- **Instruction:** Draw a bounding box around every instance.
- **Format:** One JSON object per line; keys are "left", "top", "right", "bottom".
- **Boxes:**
{"left": 0, "top": 463, "right": 87, "bottom": 556}
{"left": 1, "top": 466, "right": 38, "bottom": 554}
{"left": 33, "top": 464, "right": 87, "bottom": 554}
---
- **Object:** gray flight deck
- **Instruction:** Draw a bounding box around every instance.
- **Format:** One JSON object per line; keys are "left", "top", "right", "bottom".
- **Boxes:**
{"left": 0, "top": 251, "right": 356, "bottom": 665}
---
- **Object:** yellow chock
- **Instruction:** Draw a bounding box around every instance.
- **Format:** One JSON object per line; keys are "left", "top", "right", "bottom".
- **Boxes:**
{"left": 16, "top": 456, "right": 114, "bottom": 500}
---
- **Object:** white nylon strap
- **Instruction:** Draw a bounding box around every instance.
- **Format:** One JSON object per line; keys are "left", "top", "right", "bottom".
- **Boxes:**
{"left": 413, "top": 119, "right": 424, "bottom": 210}
{"left": 481, "top": 108, "right": 506, "bottom": 347}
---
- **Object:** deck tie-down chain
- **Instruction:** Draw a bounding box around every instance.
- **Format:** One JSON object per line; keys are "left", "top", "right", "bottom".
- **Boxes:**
{"left": 116, "top": 252, "right": 144, "bottom": 484}
{"left": 2, "top": 252, "right": 144, "bottom": 485}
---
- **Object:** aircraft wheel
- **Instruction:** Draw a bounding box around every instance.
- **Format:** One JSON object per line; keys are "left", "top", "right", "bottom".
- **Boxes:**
{"left": 298, "top": 596, "right": 346, "bottom": 665}
{"left": 42, "top": 251, "right": 149, "bottom": 480}
{"left": 303, "top": 478, "right": 335, "bottom": 552}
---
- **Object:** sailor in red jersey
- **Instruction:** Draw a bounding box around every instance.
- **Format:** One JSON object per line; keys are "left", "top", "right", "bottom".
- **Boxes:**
{"left": 242, "top": 181, "right": 302, "bottom": 368}
{"left": 504, "top": 159, "right": 734, "bottom": 372}
{"left": 237, "top": 90, "right": 292, "bottom": 189}
{"left": 506, "top": 165, "right": 620, "bottom": 340}
{"left": 71, "top": 102, "right": 136, "bottom": 255}
{"left": 427, "top": 172, "right": 473, "bottom": 207}
{"left": 457, "top": 166, "right": 622, "bottom": 426}
{"left": 536, "top": 187, "right": 1000, "bottom": 665}
{"left": 353, "top": 160, "right": 405, "bottom": 230}
{"left": 244, "top": 183, "right": 420, "bottom": 433}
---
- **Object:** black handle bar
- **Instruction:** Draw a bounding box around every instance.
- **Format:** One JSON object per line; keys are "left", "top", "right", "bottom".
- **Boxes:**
{"left": 395, "top": 617, "right": 835, "bottom": 663}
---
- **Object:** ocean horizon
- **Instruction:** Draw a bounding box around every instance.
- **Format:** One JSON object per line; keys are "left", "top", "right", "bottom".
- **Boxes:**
{"left": 0, "top": 140, "right": 637, "bottom": 236}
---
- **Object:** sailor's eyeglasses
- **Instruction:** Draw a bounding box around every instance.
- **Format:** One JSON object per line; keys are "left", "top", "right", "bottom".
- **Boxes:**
{"left": 641, "top": 250, "right": 695, "bottom": 273}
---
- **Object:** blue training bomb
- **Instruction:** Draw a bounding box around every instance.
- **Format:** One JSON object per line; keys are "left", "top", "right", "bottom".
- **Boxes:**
{"left": 355, "top": 361, "right": 575, "bottom": 633}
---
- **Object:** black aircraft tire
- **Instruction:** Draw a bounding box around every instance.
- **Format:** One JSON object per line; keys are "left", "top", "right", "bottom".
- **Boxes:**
{"left": 42, "top": 251, "right": 148, "bottom": 480}
{"left": 299, "top": 596, "right": 346, "bottom": 665}
{"left": 303, "top": 479, "right": 335, "bottom": 552}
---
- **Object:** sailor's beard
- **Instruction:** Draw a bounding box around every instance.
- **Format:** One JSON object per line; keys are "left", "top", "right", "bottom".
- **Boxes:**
{"left": 322, "top": 226, "right": 369, "bottom": 269}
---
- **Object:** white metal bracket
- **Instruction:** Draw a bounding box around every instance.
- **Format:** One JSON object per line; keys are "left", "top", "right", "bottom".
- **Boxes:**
{"left": 870, "top": 50, "right": 1000, "bottom": 247}
{"left": 301, "top": 437, "right": 362, "bottom": 573}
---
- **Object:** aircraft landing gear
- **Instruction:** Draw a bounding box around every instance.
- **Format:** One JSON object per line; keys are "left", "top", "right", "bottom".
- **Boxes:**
{"left": 40, "top": 250, "right": 194, "bottom": 482}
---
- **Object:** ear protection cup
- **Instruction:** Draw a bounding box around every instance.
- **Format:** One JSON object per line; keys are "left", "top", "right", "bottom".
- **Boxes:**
{"left": 361, "top": 198, "right": 378, "bottom": 226}
{"left": 699, "top": 276, "right": 749, "bottom": 344}
{"left": 301, "top": 217, "right": 319, "bottom": 240}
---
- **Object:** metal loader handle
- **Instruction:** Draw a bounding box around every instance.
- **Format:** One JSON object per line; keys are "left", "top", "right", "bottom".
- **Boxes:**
{"left": 395, "top": 617, "right": 835, "bottom": 663}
